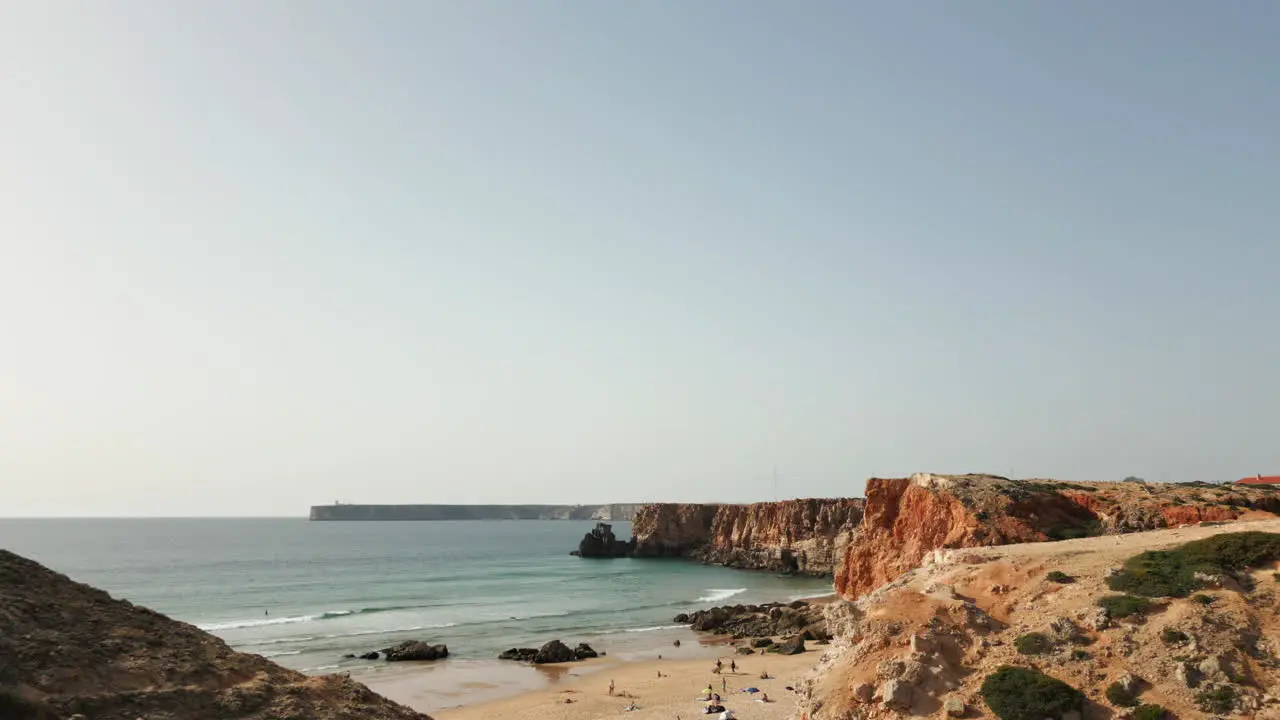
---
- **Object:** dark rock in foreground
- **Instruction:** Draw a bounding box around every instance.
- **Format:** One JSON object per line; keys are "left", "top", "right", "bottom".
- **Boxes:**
{"left": 0, "top": 549, "right": 431, "bottom": 720}
{"left": 573, "top": 642, "right": 598, "bottom": 659}
{"left": 535, "top": 639, "right": 575, "bottom": 663}
{"left": 498, "top": 647, "right": 539, "bottom": 662}
{"left": 573, "top": 522, "right": 636, "bottom": 558}
{"left": 497, "top": 640, "right": 599, "bottom": 664}
{"left": 381, "top": 641, "right": 449, "bottom": 662}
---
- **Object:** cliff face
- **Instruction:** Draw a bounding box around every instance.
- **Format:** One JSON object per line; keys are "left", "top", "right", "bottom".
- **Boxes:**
{"left": 630, "top": 503, "right": 721, "bottom": 557}
{"left": 803, "top": 519, "right": 1280, "bottom": 720}
{"left": 631, "top": 499, "right": 864, "bottom": 575}
{"left": 834, "top": 473, "right": 1280, "bottom": 599}
{"left": 0, "top": 550, "right": 430, "bottom": 720}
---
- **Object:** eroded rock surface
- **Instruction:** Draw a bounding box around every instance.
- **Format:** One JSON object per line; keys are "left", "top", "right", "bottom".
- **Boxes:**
{"left": 835, "top": 473, "right": 1280, "bottom": 599}
{"left": 631, "top": 499, "right": 863, "bottom": 575}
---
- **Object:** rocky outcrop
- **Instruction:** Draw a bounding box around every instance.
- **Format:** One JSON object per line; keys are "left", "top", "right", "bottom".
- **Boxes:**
{"left": 380, "top": 641, "right": 448, "bottom": 662}
{"left": 0, "top": 550, "right": 431, "bottom": 720}
{"left": 801, "top": 519, "right": 1280, "bottom": 720}
{"left": 572, "top": 522, "right": 635, "bottom": 558}
{"left": 496, "top": 640, "right": 598, "bottom": 664}
{"left": 834, "top": 473, "right": 1280, "bottom": 600}
{"left": 673, "top": 600, "right": 827, "bottom": 640}
{"left": 630, "top": 499, "right": 863, "bottom": 575}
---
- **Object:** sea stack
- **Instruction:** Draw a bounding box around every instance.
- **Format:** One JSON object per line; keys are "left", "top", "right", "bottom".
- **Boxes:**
{"left": 573, "top": 522, "right": 635, "bottom": 557}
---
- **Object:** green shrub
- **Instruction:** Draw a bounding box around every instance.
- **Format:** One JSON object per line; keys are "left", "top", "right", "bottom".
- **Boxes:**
{"left": 1098, "top": 594, "right": 1153, "bottom": 618}
{"left": 1161, "top": 628, "right": 1188, "bottom": 644}
{"left": 1106, "top": 681, "right": 1139, "bottom": 707}
{"left": 980, "top": 666, "right": 1085, "bottom": 720}
{"left": 0, "top": 690, "right": 51, "bottom": 720}
{"left": 1272, "top": 572, "right": 1280, "bottom": 582}
{"left": 1014, "top": 632, "right": 1053, "bottom": 655}
{"left": 1196, "top": 685, "right": 1238, "bottom": 714}
{"left": 1046, "top": 570, "right": 1074, "bottom": 583}
{"left": 1070, "top": 649, "right": 1091, "bottom": 660}
{"left": 1132, "top": 704, "right": 1168, "bottom": 720}
{"left": 1191, "top": 593, "right": 1214, "bottom": 606}
{"left": 1107, "top": 532, "right": 1280, "bottom": 597}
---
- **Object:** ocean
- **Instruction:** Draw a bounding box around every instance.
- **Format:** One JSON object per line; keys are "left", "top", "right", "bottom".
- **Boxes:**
{"left": 0, "top": 517, "right": 832, "bottom": 703}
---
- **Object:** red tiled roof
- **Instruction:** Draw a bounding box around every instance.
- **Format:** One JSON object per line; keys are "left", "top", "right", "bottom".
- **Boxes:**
{"left": 1236, "top": 475, "right": 1280, "bottom": 485}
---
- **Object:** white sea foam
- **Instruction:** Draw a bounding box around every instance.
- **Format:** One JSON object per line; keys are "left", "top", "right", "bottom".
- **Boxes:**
{"left": 199, "top": 614, "right": 319, "bottom": 631}
{"left": 696, "top": 588, "right": 747, "bottom": 603}
{"left": 622, "top": 624, "right": 685, "bottom": 633}
{"left": 304, "top": 664, "right": 342, "bottom": 672}
{"left": 258, "top": 649, "right": 302, "bottom": 658}
{"left": 242, "top": 636, "right": 319, "bottom": 647}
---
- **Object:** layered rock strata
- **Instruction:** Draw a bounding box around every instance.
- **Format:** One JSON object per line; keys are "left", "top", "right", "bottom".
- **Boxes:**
{"left": 630, "top": 499, "right": 864, "bottom": 576}
{"left": 834, "top": 473, "right": 1280, "bottom": 599}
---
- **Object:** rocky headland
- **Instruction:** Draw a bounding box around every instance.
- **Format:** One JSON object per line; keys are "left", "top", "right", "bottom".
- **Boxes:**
{"left": 800, "top": 518, "right": 1280, "bottom": 719}
{"left": 835, "top": 473, "right": 1280, "bottom": 599}
{"left": 0, "top": 549, "right": 432, "bottom": 720}
{"left": 628, "top": 498, "right": 865, "bottom": 575}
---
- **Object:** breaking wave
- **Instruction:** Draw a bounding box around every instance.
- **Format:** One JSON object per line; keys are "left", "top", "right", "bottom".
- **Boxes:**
{"left": 696, "top": 588, "right": 747, "bottom": 603}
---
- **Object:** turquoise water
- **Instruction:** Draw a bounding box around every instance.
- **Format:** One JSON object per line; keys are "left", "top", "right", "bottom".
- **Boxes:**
{"left": 0, "top": 519, "right": 832, "bottom": 676}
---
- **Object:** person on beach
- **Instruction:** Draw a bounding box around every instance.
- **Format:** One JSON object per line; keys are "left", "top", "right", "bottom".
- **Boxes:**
{"left": 704, "top": 684, "right": 714, "bottom": 698}
{"left": 729, "top": 659, "right": 736, "bottom": 673}
{"left": 608, "top": 679, "right": 614, "bottom": 696}
{"left": 715, "top": 658, "right": 723, "bottom": 672}
{"left": 721, "top": 677, "right": 726, "bottom": 693}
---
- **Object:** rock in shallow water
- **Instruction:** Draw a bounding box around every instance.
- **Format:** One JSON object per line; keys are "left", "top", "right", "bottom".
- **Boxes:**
{"left": 498, "top": 647, "right": 539, "bottom": 662}
{"left": 381, "top": 641, "right": 448, "bottom": 662}
{"left": 534, "top": 639, "right": 576, "bottom": 663}
{"left": 573, "top": 642, "right": 598, "bottom": 660}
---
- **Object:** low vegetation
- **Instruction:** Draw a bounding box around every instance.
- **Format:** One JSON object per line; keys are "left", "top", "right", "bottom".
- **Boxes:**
{"left": 1106, "top": 681, "right": 1139, "bottom": 707}
{"left": 1132, "top": 704, "right": 1168, "bottom": 720}
{"left": 1098, "top": 594, "right": 1154, "bottom": 618}
{"left": 1046, "top": 570, "right": 1074, "bottom": 583}
{"left": 1013, "top": 632, "right": 1053, "bottom": 655}
{"left": 1106, "top": 531, "right": 1280, "bottom": 597}
{"left": 1160, "top": 627, "right": 1188, "bottom": 644}
{"left": 1196, "top": 685, "right": 1238, "bottom": 714}
{"left": 981, "top": 666, "right": 1085, "bottom": 720}
{"left": 1070, "top": 649, "right": 1091, "bottom": 660}
{"left": 0, "top": 691, "right": 53, "bottom": 720}
{"left": 1191, "top": 593, "right": 1214, "bottom": 606}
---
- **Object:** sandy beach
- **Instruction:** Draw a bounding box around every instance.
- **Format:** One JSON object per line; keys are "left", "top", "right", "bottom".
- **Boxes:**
{"left": 417, "top": 647, "right": 819, "bottom": 720}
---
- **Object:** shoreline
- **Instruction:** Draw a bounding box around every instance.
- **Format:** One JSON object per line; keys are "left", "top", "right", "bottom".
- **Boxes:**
{"left": 367, "top": 643, "right": 823, "bottom": 720}
{"left": 359, "top": 592, "right": 837, "bottom": 715}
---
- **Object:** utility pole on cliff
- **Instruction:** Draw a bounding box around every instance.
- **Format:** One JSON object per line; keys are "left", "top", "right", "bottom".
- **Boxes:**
{"left": 773, "top": 465, "right": 778, "bottom": 502}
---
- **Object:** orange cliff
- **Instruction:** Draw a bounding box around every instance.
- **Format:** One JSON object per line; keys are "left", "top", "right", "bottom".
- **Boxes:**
{"left": 833, "top": 473, "right": 1280, "bottom": 600}
{"left": 631, "top": 499, "right": 864, "bottom": 576}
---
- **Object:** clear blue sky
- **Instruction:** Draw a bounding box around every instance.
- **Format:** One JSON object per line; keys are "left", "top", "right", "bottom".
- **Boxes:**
{"left": 2, "top": 2, "right": 1277, "bottom": 516}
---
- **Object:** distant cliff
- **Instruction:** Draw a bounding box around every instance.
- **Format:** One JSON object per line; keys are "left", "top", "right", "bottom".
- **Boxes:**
{"left": 630, "top": 499, "right": 864, "bottom": 576}
{"left": 309, "top": 503, "right": 642, "bottom": 521}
